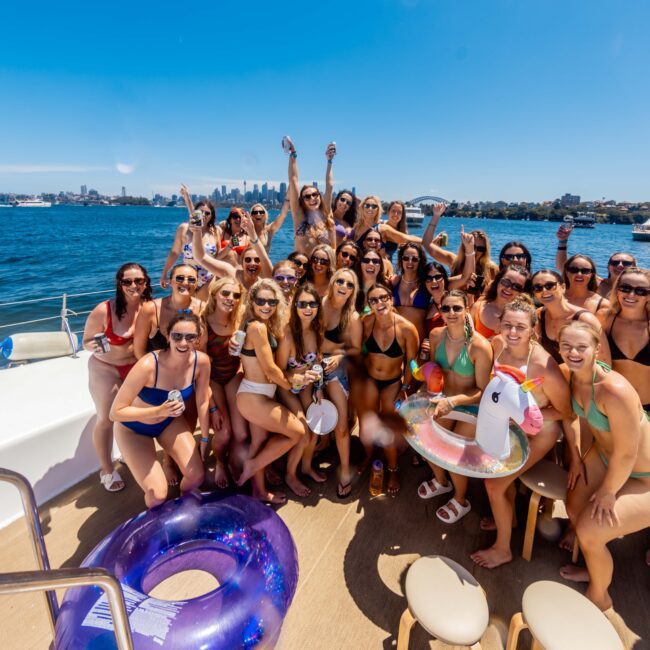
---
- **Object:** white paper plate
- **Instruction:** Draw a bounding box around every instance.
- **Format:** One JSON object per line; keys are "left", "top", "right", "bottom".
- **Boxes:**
{"left": 306, "top": 399, "right": 338, "bottom": 435}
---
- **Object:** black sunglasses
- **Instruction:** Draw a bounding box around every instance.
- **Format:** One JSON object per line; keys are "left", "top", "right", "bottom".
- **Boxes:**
{"left": 296, "top": 300, "right": 319, "bottom": 309}
{"left": 244, "top": 256, "right": 261, "bottom": 264}
{"left": 363, "top": 203, "right": 379, "bottom": 210}
{"left": 340, "top": 251, "right": 357, "bottom": 261}
{"left": 368, "top": 294, "right": 390, "bottom": 305}
{"left": 499, "top": 277, "right": 525, "bottom": 292}
{"left": 120, "top": 278, "right": 146, "bottom": 287}
{"left": 253, "top": 297, "right": 279, "bottom": 307}
{"left": 335, "top": 278, "right": 355, "bottom": 289}
{"left": 533, "top": 281, "right": 559, "bottom": 293}
{"left": 174, "top": 275, "right": 197, "bottom": 285}
{"left": 609, "top": 259, "right": 634, "bottom": 268}
{"left": 440, "top": 304, "right": 463, "bottom": 313}
{"left": 502, "top": 252, "right": 527, "bottom": 262}
{"left": 474, "top": 245, "right": 487, "bottom": 253}
{"left": 311, "top": 256, "right": 330, "bottom": 266}
{"left": 425, "top": 273, "right": 444, "bottom": 283}
{"left": 566, "top": 266, "right": 594, "bottom": 275}
{"left": 291, "top": 259, "right": 308, "bottom": 268}
{"left": 303, "top": 192, "right": 320, "bottom": 201}
{"left": 338, "top": 197, "right": 352, "bottom": 206}
{"left": 251, "top": 209, "right": 265, "bottom": 216}
{"left": 361, "top": 257, "right": 380, "bottom": 265}
{"left": 402, "top": 255, "right": 420, "bottom": 263}
{"left": 618, "top": 284, "right": 650, "bottom": 296}
{"left": 220, "top": 289, "right": 241, "bottom": 299}
{"left": 170, "top": 332, "right": 199, "bottom": 342}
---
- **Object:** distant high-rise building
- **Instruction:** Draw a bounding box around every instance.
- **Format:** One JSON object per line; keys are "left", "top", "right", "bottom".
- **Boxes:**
{"left": 121, "top": 186, "right": 126, "bottom": 198}
{"left": 80, "top": 185, "right": 87, "bottom": 196}
{"left": 243, "top": 181, "right": 247, "bottom": 196}
{"left": 352, "top": 186, "right": 356, "bottom": 196}
{"left": 221, "top": 185, "right": 227, "bottom": 198}
{"left": 560, "top": 193, "right": 580, "bottom": 207}
{"left": 313, "top": 181, "right": 318, "bottom": 188}
{"left": 262, "top": 183, "right": 268, "bottom": 201}
{"left": 279, "top": 182, "right": 287, "bottom": 203}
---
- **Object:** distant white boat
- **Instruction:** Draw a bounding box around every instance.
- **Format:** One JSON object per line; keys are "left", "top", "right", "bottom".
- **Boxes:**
{"left": 16, "top": 198, "right": 52, "bottom": 208}
{"left": 573, "top": 211, "right": 596, "bottom": 228}
{"left": 0, "top": 204, "right": 13, "bottom": 208}
{"left": 632, "top": 219, "right": 650, "bottom": 242}
{"left": 404, "top": 205, "right": 424, "bottom": 226}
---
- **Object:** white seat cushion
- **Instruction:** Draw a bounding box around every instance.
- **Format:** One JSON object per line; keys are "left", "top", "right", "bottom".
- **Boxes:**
{"left": 405, "top": 555, "right": 489, "bottom": 646}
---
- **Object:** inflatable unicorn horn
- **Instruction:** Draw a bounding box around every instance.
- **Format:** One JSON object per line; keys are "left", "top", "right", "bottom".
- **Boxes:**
{"left": 475, "top": 363, "right": 544, "bottom": 459}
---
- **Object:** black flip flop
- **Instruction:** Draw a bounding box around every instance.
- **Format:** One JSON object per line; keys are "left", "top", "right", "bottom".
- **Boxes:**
{"left": 336, "top": 481, "right": 352, "bottom": 499}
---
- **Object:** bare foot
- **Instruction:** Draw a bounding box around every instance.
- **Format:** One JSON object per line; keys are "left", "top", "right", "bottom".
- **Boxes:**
{"left": 559, "top": 564, "right": 590, "bottom": 583}
{"left": 387, "top": 468, "right": 400, "bottom": 495}
{"left": 357, "top": 455, "right": 372, "bottom": 476}
{"left": 558, "top": 525, "right": 576, "bottom": 552}
{"left": 470, "top": 546, "right": 513, "bottom": 569}
{"left": 265, "top": 464, "right": 283, "bottom": 487}
{"left": 213, "top": 462, "right": 229, "bottom": 490}
{"left": 162, "top": 460, "right": 179, "bottom": 487}
{"left": 302, "top": 465, "right": 327, "bottom": 483}
{"left": 479, "top": 516, "right": 516, "bottom": 531}
{"left": 236, "top": 460, "right": 255, "bottom": 487}
{"left": 251, "top": 487, "right": 287, "bottom": 505}
{"left": 285, "top": 474, "right": 311, "bottom": 497}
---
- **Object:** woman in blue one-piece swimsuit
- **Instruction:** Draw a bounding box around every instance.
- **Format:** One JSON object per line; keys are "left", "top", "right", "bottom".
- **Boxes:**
{"left": 111, "top": 312, "right": 210, "bottom": 508}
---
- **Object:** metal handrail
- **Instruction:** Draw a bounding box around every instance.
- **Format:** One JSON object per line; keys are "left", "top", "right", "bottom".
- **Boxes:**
{"left": 0, "top": 289, "right": 112, "bottom": 308}
{"left": 0, "top": 568, "right": 134, "bottom": 650}
{"left": 0, "top": 468, "right": 133, "bottom": 649}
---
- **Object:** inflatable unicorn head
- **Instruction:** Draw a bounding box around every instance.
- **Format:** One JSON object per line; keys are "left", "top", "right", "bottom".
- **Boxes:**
{"left": 409, "top": 360, "right": 444, "bottom": 395}
{"left": 475, "top": 363, "right": 544, "bottom": 459}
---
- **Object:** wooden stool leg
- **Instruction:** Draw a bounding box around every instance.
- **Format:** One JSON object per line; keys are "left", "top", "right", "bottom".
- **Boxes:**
{"left": 469, "top": 643, "right": 482, "bottom": 650}
{"left": 522, "top": 491, "right": 542, "bottom": 561}
{"left": 505, "top": 612, "right": 527, "bottom": 650}
{"left": 531, "top": 638, "right": 544, "bottom": 650}
{"left": 397, "top": 608, "right": 417, "bottom": 650}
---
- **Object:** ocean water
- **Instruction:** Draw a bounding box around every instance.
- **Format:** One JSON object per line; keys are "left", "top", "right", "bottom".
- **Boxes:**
{"left": 1, "top": 205, "right": 648, "bottom": 339}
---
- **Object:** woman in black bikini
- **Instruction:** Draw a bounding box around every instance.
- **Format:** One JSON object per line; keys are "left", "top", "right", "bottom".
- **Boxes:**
{"left": 83, "top": 263, "right": 152, "bottom": 492}
{"left": 390, "top": 243, "right": 430, "bottom": 339}
{"left": 360, "top": 283, "right": 419, "bottom": 494}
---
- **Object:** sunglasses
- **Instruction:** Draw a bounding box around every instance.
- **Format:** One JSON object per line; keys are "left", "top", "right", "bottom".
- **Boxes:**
{"left": 609, "top": 259, "right": 634, "bottom": 268}
{"left": 338, "top": 197, "right": 352, "bottom": 206}
{"left": 402, "top": 255, "right": 420, "bottom": 263}
{"left": 368, "top": 294, "right": 390, "bottom": 305}
{"left": 533, "top": 281, "right": 559, "bottom": 293}
{"left": 220, "top": 289, "right": 241, "bottom": 299}
{"left": 291, "top": 259, "right": 308, "bottom": 268}
{"left": 335, "top": 278, "right": 355, "bottom": 289}
{"left": 499, "top": 278, "right": 525, "bottom": 292}
{"left": 440, "top": 304, "right": 463, "bottom": 313}
{"left": 244, "top": 256, "right": 261, "bottom": 264}
{"left": 502, "top": 253, "right": 527, "bottom": 262}
{"left": 253, "top": 297, "right": 279, "bottom": 307}
{"left": 311, "top": 256, "right": 330, "bottom": 266}
{"left": 303, "top": 192, "right": 320, "bottom": 201}
{"left": 340, "top": 251, "right": 357, "bottom": 262}
{"left": 202, "top": 210, "right": 212, "bottom": 217}
{"left": 251, "top": 209, "right": 265, "bottom": 216}
{"left": 363, "top": 203, "right": 379, "bottom": 210}
{"left": 566, "top": 266, "right": 594, "bottom": 275}
{"left": 274, "top": 274, "right": 297, "bottom": 284}
{"left": 174, "top": 275, "right": 197, "bottom": 285}
{"left": 474, "top": 245, "right": 487, "bottom": 253}
{"left": 230, "top": 214, "right": 242, "bottom": 221}
{"left": 361, "top": 257, "right": 380, "bottom": 265}
{"left": 296, "top": 300, "right": 319, "bottom": 309}
{"left": 170, "top": 332, "right": 199, "bottom": 343}
{"left": 365, "top": 238, "right": 381, "bottom": 245}
{"left": 120, "top": 278, "right": 146, "bottom": 287}
{"left": 425, "top": 273, "right": 445, "bottom": 283}
{"left": 618, "top": 284, "right": 650, "bottom": 296}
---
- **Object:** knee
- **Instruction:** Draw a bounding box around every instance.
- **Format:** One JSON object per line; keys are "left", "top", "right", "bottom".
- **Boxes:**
{"left": 185, "top": 463, "right": 205, "bottom": 490}
{"left": 334, "top": 423, "right": 348, "bottom": 439}
{"left": 484, "top": 478, "right": 506, "bottom": 500}
{"left": 144, "top": 484, "right": 168, "bottom": 509}
{"left": 575, "top": 518, "right": 604, "bottom": 550}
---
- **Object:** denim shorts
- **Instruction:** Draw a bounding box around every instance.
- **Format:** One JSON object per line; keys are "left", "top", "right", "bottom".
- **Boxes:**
{"left": 323, "top": 355, "right": 349, "bottom": 397}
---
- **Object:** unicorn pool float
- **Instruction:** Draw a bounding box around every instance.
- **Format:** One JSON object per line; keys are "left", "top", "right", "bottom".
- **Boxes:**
{"left": 399, "top": 361, "right": 544, "bottom": 478}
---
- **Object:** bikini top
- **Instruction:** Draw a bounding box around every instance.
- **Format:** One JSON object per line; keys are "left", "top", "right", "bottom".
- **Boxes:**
{"left": 424, "top": 311, "right": 445, "bottom": 336}
{"left": 220, "top": 237, "right": 247, "bottom": 256}
{"left": 240, "top": 320, "right": 278, "bottom": 357}
{"left": 288, "top": 351, "right": 317, "bottom": 369}
{"left": 182, "top": 238, "right": 217, "bottom": 260}
{"left": 348, "top": 224, "right": 379, "bottom": 248}
{"left": 147, "top": 299, "right": 168, "bottom": 352}
{"left": 363, "top": 316, "right": 404, "bottom": 358}
{"left": 570, "top": 361, "right": 611, "bottom": 432}
{"left": 296, "top": 211, "right": 331, "bottom": 243}
{"left": 104, "top": 301, "right": 132, "bottom": 346}
{"left": 540, "top": 309, "right": 588, "bottom": 365}
{"left": 474, "top": 306, "right": 497, "bottom": 339}
{"left": 383, "top": 240, "right": 398, "bottom": 258}
{"left": 334, "top": 221, "right": 348, "bottom": 238}
{"left": 392, "top": 279, "right": 430, "bottom": 310}
{"left": 435, "top": 331, "right": 474, "bottom": 377}
{"left": 138, "top": 351, "right": 197, "bottom": 406}
{"left": 325, "top": 323, "right": 343, "bottom": 344}
{"left": 607, "top": 314, "right": 650, "bottom": 365}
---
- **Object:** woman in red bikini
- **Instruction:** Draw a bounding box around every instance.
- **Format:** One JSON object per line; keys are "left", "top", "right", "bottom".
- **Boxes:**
{"left": 82, "top": 263, "right": 152, "bottom": 492}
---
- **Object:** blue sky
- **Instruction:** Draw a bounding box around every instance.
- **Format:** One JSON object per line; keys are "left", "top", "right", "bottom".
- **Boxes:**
{"left": 1, "top": 0, "right": 649, "bottom": 202}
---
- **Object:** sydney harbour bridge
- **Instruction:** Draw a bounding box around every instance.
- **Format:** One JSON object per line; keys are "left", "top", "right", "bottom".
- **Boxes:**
{"left": 406, "top": 195, "right": 449, "bottom": 205}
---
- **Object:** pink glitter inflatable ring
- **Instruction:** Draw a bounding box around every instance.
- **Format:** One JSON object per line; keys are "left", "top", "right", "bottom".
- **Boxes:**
{"left": 398, "top": 395, "right": 530, "bottom": 479}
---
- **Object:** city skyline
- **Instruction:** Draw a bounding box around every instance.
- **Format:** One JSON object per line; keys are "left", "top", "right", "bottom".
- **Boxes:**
{"left": 1, "top": 1, "right": 649, "bottom": 202}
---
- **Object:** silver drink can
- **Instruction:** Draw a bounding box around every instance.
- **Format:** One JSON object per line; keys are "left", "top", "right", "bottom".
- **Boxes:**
{"left": 312, "top": 364, "right": 324, "bottom": 391}
{"left": 190, "top": 209, "right": 203, "bottom": 226}
{"left": 167, "top": 389, "right": 185, "bottom": 413}
{"left": 230, "top": 330, "right": 247, "bottom": 356}
{"left": 94, "top": 333, "right": 110, "bottom": 354}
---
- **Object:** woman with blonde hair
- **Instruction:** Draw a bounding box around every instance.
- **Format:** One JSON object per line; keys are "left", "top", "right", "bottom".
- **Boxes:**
{"left": 235, "top": 279, "right": 318, "bottom": 503}
{"left": 202, "top": 276, "right": 246, "bottom": 487}
{"left": 250, "top": 201, "right": 290, "bottom": 253}
{"left": 272, "top": 259, "right": 300, "bottom": 301}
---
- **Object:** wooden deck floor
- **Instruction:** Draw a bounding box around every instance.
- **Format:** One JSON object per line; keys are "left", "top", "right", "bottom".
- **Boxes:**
{"left": 1, "top": 443, "right": 648, "bottom": 649}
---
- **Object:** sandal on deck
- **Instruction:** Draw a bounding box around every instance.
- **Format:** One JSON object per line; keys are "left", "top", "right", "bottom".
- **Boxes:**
{"left": 436, "top": 498, "right": 471, "bottom": 524}
{"left": 417, "top": 477, "right": 453, "bottom": 500}
{"left": 337, "top": 481, "right": 353, "bottom": 499}
{"left": 100, "top": 470, "right": 125, "bottom": 493}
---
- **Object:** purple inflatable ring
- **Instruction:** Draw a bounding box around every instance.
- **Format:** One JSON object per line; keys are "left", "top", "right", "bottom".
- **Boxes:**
{"left": 54, "top": 492, "right": 298, "bottom": 649}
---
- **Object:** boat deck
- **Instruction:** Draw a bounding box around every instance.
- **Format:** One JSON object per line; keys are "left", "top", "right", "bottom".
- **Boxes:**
{"left": 1, "top": 442, "right": 648, "bottom": 649}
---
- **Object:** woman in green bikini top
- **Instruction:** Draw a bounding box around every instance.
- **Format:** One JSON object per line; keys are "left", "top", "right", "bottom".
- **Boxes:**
{"left": 558, "top": 320, "right": 650, "bottom": 612}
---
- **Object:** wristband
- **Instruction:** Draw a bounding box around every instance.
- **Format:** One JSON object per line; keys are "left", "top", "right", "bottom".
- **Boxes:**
{"left": 327, "top": 160, "right": 333, "bottom": 165}
{"left": 401, "top": 383, "right": 410, "bottom": 391}
{"left": 557, "top": 245, "right": 567, "bottom": 250}
{"left": 200, "top": 436, "right": 209, "bottom": 443}
{"left": 446, "top": 397, "right": 455, "bottom": 409}
{"left": 465, "top": 251, "right": 476, "bottom": 256}
{"left": 250, "top": 236, "right": 259, "bottom": 244}
{"left": 209, "top": 406, "right": 218, "bottom": 414}
{"left": 290, "top": 152, "right": 297, "bottom": 159}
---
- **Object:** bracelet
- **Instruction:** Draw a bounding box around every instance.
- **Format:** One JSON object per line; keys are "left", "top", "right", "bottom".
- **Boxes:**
{"left": 290, "top": 152, "right": 297, "bottom": 159}
{"left": 446, "top": 397, "right": 455, "bottom": 409}
{"left": 209, "top": 406, "right": 218, "bottom": 414}
{"left": 327, "top": 160, "right": 333, "bottom": 165}
{"left": 250, "top": 236, "right": 259, "bottom": 244}
{"left": 557, "top": 245, "right": 567, "bottom": 250}
{"left": 200, "top": 436, "right": 209, "bottom": 443}
{"left": 465, "top": 251, "right": 476, "bottom": 256}
{"left": 401, "top": 383, "right": 410, "bottom": 391}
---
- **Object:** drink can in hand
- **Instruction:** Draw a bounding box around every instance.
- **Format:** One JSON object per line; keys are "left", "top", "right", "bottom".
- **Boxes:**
{"left": 190, "top": 210, "right": 203, "bottom": 226}
{"left": 167, "top": 389, "right": 185, "bottom": 413}
{"left": 94, "top": 333, "right": 110, "bottom": 354}
{"left": 230, "top": 330, "right": 246, "bottom": 356}
{"left": 281, "top": 135, "right": 292, "bottom": 154}
{"left": 439, "top": 232, "right": 448, "bottom": 247}
{"left": 312, "top": 364, "right": 324, "bottom": 391}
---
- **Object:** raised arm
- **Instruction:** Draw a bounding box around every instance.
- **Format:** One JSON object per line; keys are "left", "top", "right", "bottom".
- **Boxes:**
{"left": 555, "top": 224, "right": 571, "bottom": 272}
{"left": 190, "top": 225, "right": 236, "bottom": 278}
{"left": 323, "top": 141, "right": 336, "bottom": 211}
{"left": 180, "top": 183, "right": 194, "bottom": 218}
{"left": 284, "top": 136, "right": 304, "bottom": 229}
{"left": 422, "top": 203, "right": 455, "bottom": 266}
{"left": 267, "top": 197, "right": 291, "bottom": 237}
{"left": 377, "top": 222, "right": 422, "bottom": 246}
{"left": 449, "top": 227, "right": 476, "bottom": 289}
{"left": 241, "top": 214, "right": 273, "bottom": 277}
{"left": 160, "top": 223, "right": 188, "bottom": 289}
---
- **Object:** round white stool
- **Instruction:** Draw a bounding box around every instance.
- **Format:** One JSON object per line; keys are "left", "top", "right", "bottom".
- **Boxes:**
{"left": 506, "top": 580, "right": 623, "bottom": 650}
{"left": 397, "top": 555, "right": 489, "bottom": 650}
